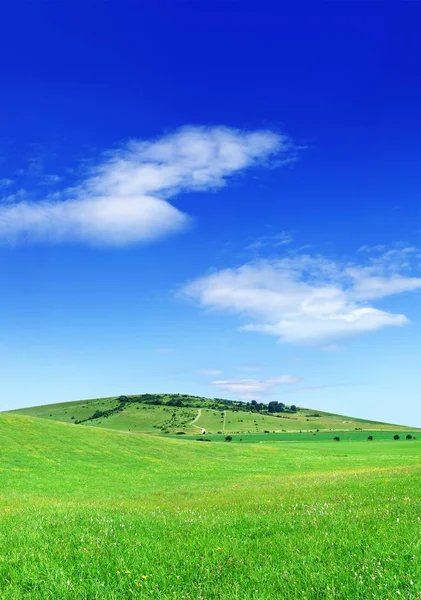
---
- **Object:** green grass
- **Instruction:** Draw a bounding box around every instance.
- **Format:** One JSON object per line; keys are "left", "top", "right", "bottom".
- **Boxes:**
{"left": 6, "top": 396, "right": 120, "bottom": 424}
{"left": 8, "top": 397, "right": 199, "bottom": 434}
{"left": 194, "top": 407, "right": 413, "bottom": 434}
{"left": 2, "top": 410, "right": 421, "bottom": 598}
{"left": 193, "top": 407, "right": 226, "bottom": 432}
{"left": 82, "top": 404, "right": 199, "bottom": 434}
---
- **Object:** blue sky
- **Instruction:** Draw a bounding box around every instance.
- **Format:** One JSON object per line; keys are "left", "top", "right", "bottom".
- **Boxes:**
{"left": 1, "top": 2, "right": 421, "bottom": 426}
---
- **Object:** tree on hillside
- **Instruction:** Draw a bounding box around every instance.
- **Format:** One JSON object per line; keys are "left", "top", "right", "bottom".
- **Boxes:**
{"left": 117, "top": 395, "right": 129, "bottom": 404}
{"left": 167, "top": 398, "right": 183, "bottom": 407}
{"left": 393, "top": 434, "right": 400, "bottom": 440}
{"left": 290, "top": 405, "right": 298, "bottom": 412}
{"left": 368, "top": 435, "right": 373, "bottom": 441}
{"left": 268, "top": 401, "right": 286, "bottom": 413}
{"left": 333, "top": 436, "right": 340, "bottom": 442}
{"left": 225, "top": 435, "right": 232, "bottom": 442}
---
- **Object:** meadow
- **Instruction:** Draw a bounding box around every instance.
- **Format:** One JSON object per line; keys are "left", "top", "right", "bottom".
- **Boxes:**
{"left": 1, "top": 410, "right": 421, "bottom": 599}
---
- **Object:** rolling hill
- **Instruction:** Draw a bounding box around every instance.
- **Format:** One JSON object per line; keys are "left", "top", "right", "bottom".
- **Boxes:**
{"left": 7, "top": 392, "right": 420, "bottom": 440}
{"left": 1, "top": 407, "right": 421, "bottom": 598}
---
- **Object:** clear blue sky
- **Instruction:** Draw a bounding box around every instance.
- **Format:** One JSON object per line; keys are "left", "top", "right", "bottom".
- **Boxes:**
{"left": 1, "top": 2, "right": 421, "bottom": 426}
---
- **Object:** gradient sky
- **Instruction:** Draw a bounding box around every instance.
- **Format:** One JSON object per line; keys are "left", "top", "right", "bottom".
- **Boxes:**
{"left": 1, "top": 2, "right": 421, "bottom": 426}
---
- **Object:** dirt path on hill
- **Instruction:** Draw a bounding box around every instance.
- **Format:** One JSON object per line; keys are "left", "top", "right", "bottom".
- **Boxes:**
{"left": 190, "top": 408, "right": 206, "bottom": 433}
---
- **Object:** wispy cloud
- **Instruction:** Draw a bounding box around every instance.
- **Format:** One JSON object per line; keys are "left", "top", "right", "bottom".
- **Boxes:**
{"left": 182, "top": 247, "right": 421, "bottom": 345}
{"left": 41, "top": 175, "right": 63, "bottom": 185}
{"left": 0, "top": 126, "right": 292, "bottom": 246}
{"left": 245, "top": 230, "right": 294, "bottom": 253}
{"left": 0, "top": 178, "right": 13, "bottom": 187}
{"left": 16, "top": 152, "right": 45, "bottom": 177}
{"left": 1, "top": 189, "right": 29, "bottom": 204}
{"left": 211, "top": 375, "right": 299, "bottom": 400}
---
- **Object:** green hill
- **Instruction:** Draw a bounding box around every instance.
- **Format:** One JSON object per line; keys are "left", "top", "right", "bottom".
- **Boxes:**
{"left": 7, "top": 392, "right": 419, "bottom": 439}
{"left": 1, "top": 409, "right": 421, "bottom": 598}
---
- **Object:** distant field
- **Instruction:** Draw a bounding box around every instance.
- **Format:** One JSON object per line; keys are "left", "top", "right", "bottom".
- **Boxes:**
{"left": 170, "top": 429, "right": 420, "bottom": 443}
{"left": 1, "top": 411, "right": 421, "bottom": 599}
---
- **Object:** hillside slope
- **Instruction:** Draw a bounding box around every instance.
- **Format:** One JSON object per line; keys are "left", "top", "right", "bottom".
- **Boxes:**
{"left": 1, "top": 410, "right": 420, "bottom": 506}
{"left": 1, "top": 411, "right": 421, "bottom": 599}
{"left": 6, "top": 392, "right": 419, "bottom": 436}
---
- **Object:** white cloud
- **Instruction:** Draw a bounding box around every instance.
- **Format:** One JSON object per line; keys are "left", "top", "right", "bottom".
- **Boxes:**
{"left": 0, "top": 126, "right": 291, "bottom": 246}
{"left": 211, "top": 375, "right": 299, "bottom": 400}
{"left": 182, "top": 251, "right": 421, "bottom": 344}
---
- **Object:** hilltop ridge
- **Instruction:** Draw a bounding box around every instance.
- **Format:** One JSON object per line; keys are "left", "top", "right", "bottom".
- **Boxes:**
{"left": 6, "top": 393, "right": 419, "bottom": 438}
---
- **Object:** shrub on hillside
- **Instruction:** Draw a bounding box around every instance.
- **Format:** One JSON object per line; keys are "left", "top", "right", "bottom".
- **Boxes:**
{"left": 116, "top": 395, "right": 129, "bottom": 404}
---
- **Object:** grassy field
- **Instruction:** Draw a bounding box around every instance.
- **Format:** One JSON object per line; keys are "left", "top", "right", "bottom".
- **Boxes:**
{"left": 172, "top": 429, "right": 420, "bottom": 443}
{"left": 2, "top": 410, "right": 421, "bottom": 598}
